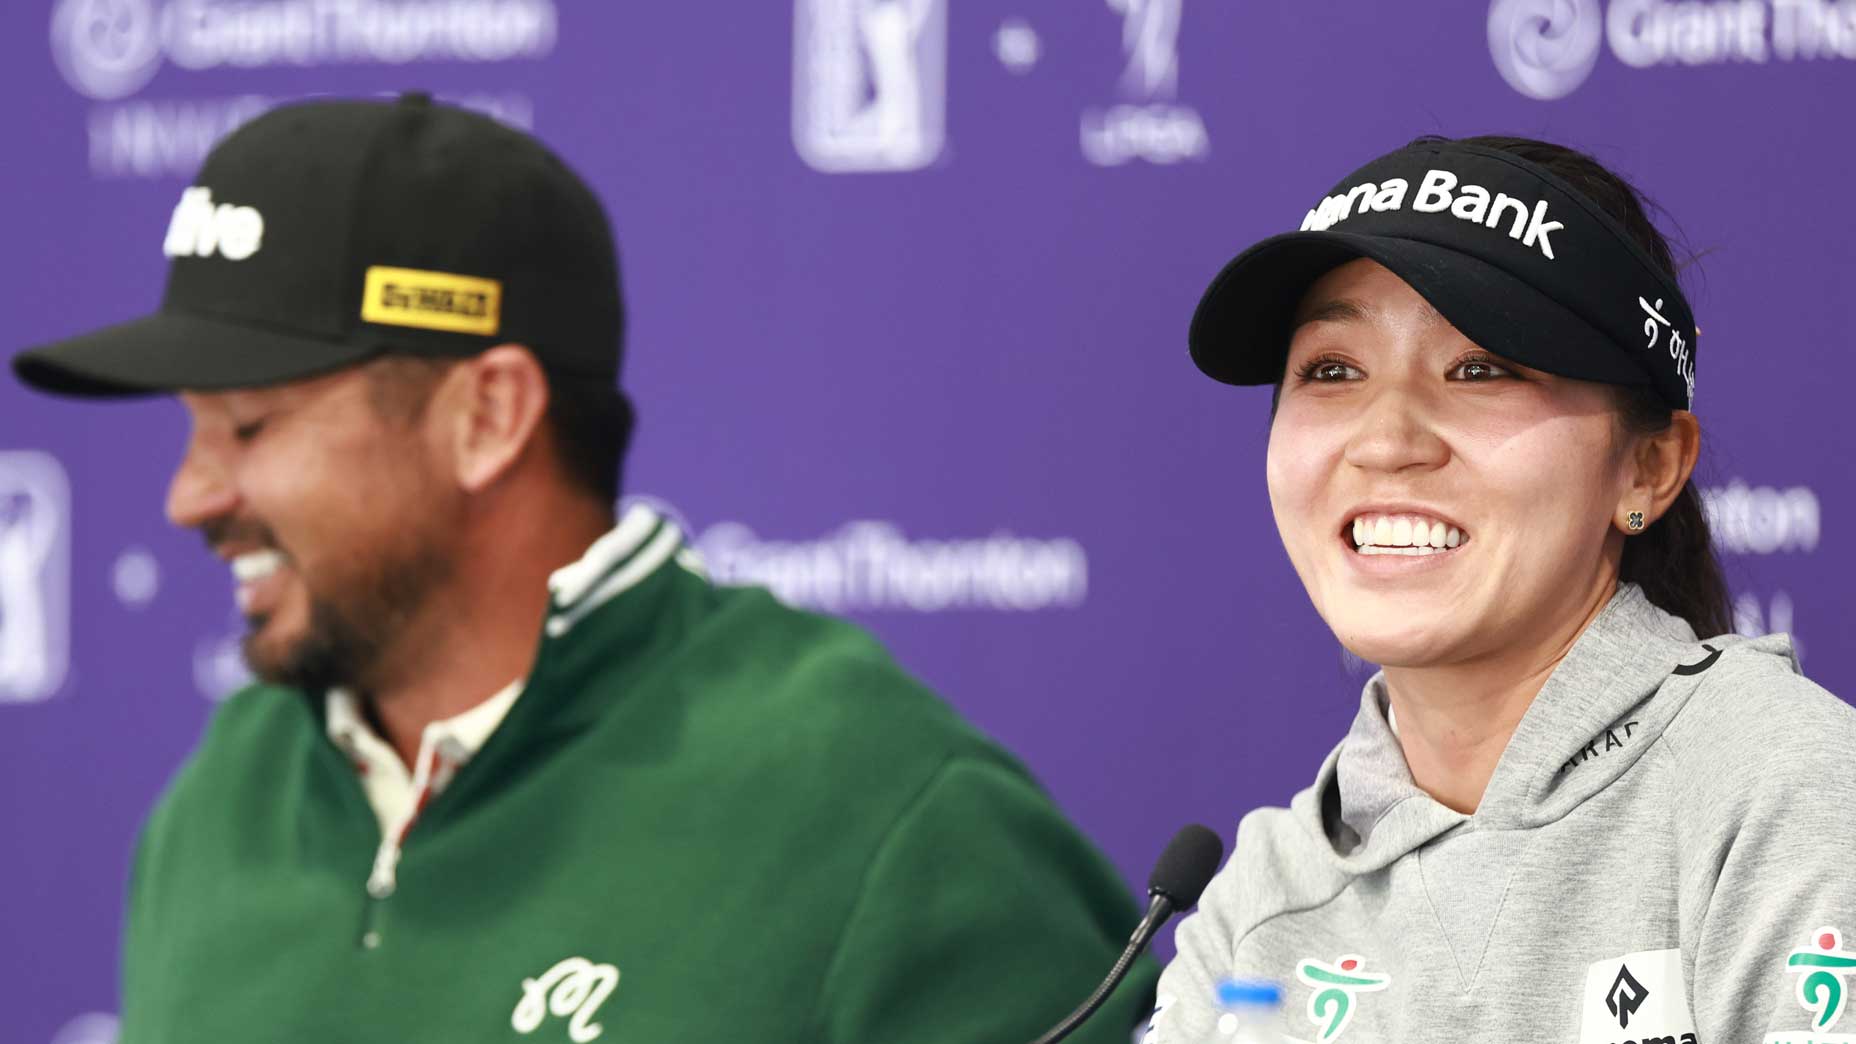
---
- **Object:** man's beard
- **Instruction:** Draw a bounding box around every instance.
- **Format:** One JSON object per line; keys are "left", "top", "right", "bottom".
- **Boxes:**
{"left": 243, "top": 536, "right": 452, "bottom": 695}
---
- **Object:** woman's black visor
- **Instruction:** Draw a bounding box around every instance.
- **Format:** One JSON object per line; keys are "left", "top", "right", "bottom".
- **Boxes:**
{"left": 1189, "top": 140, "right": 1698, "bottom": 412}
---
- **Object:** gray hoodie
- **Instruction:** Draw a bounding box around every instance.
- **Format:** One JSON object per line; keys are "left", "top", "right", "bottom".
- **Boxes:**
{"left": 1148, "top": 584, "right": 1856, "bottom": 1044}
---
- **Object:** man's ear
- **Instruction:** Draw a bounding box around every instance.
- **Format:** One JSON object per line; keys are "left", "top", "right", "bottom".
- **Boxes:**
{"left": 435, "top": 345, "right": 550, "bottom": 494}
{"left": 1616, "top": 410, "right": 1701, "bottom": 533}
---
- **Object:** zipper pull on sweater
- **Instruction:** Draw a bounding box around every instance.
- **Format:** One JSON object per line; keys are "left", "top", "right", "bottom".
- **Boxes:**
{"left": 367, "top": 841, "right": 401, "bottom": 899}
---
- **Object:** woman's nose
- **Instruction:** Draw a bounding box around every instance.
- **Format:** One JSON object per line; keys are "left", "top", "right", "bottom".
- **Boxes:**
{"left": 1342, "top": 386, "right": 1450, "bottom": 474}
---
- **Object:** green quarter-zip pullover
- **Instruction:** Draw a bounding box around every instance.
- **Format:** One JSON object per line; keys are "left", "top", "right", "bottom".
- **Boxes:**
{"left": 123, "top": 505, "right": 1156, "bottom": 1043}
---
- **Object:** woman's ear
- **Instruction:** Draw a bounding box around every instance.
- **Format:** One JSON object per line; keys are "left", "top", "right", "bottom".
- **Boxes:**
{"left": 1616, "top": 410, "right": 1700, "bottom": 534}
{"left": 437, "top": 345, "right": 551, "bottom": 494}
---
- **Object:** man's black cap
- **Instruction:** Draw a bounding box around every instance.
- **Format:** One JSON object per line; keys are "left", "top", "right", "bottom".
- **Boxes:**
{"left": 1190, "top": 139, "right": 1698, "bottom": 411}
{"left": 13, "top": 93, "right": 623, "bottom": 397}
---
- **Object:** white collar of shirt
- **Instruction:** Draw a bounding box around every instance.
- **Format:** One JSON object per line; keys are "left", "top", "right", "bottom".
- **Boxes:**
{"left": 326, "top": 677, "right": 524, "bottom": 844}
{"left": 322, "top": 505, "right": 675, "bottom": 838}
{"left": 321, "top": 505, "right": 679, "bottom": 899}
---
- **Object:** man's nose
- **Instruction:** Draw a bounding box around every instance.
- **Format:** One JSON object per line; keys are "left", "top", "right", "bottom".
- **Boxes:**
{"left": 165, "top": 435, "right": 239, "bottom": 531}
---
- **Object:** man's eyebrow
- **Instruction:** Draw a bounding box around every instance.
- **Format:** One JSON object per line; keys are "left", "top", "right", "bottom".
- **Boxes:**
{"left": 1292, "top": 298, "right": 1369, "bottom": 330}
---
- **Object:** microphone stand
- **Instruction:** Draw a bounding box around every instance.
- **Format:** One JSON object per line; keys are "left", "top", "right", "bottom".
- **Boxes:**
{"left": 1029, "top": 892, "right": 1174, "bottom": 1044}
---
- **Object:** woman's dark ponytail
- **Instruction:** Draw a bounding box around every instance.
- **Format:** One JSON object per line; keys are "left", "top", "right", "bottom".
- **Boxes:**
{"left": 1445, "top": 134, "right": 1733, "bottom": 637}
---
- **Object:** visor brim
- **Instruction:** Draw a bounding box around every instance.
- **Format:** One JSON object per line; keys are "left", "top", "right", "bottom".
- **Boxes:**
{"left": 12, "top": 310, "right": 381, "bottom": 398}
{"left": 1189, "top": 231, "right": 1653, "bottom": 391}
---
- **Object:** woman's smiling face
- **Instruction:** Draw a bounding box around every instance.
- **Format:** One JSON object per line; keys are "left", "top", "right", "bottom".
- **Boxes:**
{"left": 1266, "top": 258, "right": 1637, "bottom": 669}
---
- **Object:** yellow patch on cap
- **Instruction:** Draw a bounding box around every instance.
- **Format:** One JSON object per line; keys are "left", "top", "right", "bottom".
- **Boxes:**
{"left": 361, "top": 266, "right": 502, "bottom": 336}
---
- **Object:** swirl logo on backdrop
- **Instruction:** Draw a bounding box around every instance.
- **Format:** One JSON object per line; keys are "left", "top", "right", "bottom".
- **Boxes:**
{"left": 792, "top": 0, "right": 947, "bottom": 173}
{"left": 49, "top": 0, "right": 557, "bottom": 180}
{"left": 0, "top": 452, "right": 71, "bottom": 706}
{"left": 1487, "top": 0, "right": 1604, "bottom": 100}
{"left": 50, "top": 0, "right": 163, "bottom": 101}
{"left": 1488, "top": 0, "right": 1856, "bottom": 99}
{"left": 1081, "top": 0, "right": 1208, "bottom": 166}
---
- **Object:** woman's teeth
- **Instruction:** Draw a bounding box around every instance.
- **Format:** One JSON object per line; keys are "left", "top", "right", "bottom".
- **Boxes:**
{"left": 1350, "top": 514, "right": 1465, "bottom": 556}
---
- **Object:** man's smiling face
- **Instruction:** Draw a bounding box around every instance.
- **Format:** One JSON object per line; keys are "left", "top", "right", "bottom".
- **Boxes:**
{"left": 167, "top": 362, "right": 460, "bottom": 694}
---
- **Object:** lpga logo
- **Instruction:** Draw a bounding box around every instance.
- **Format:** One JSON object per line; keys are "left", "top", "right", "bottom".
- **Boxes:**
{"left": 1295, "top": 954, "right": 1389, "bottom": 1041}
{"left": 1775, "top": 927, "right": 1856, "bottom": 1041}
{"left": 1080, "top": 0, "right": 1207, "bottom": 166}
{"left": 1486, "top": 0, "right": 1605, "bottom": 99}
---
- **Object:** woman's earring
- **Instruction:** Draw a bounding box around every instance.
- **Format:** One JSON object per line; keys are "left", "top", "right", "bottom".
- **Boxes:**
{"left": 1626, "top": 511, "right": 1645, "bottom": 532}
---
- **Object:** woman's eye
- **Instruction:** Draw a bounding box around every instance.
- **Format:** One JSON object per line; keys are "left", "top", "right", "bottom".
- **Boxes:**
{"left": 1451, "top": 359, "right": 1511, "bottom": 381}
{"left": 1301, "top": 360, "right": 1363, "bottom": 382}
{"left": 231, "top": 418, "right": 267, "bottom": 443}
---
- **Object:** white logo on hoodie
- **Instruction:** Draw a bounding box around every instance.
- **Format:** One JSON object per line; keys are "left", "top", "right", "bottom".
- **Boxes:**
{"left": 1579, "top": 949, "right": 1697, "bottom": 1043}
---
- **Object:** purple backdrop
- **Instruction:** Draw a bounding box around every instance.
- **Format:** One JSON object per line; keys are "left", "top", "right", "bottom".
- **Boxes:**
{"left": 2, "top": 1, "right": 1850, "bottom": 1039}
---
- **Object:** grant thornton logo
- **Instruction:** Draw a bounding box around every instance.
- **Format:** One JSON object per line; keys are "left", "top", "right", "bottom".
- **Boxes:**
{"left": 1295, "top": 955, "right": 1389, "bottom": 1041}
{"left": 622, "top": 495, "right": 1088, "bottom": 613}
{"left": 1490, "top": 0, "right": 1856, "bottom": 100}
{"left": 1487, "top": 0, "right": 1604, "bottom": 99}
{"left": 51, "top": 0, "right": 559, "bottom": 101}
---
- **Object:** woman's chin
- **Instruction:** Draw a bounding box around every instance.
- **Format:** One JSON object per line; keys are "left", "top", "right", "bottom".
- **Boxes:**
{"left": 1330, "top": 620, "right": 1470, "bottom": 670}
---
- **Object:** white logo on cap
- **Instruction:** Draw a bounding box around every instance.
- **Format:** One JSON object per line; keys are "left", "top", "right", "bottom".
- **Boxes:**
{"left": 1637, "top": 295, "right": 1694, "bottom": 405}
{"left": 50, "top": 0, "right": 162, "bottom": 101}
{"left": 163, "top": 186, "right": 265, "bottom": 261}
{"left": 1300, "top": 169, "right": 1565, "bottom": 261}
{"left": 792, "top": 0, "right": 947, "bottom": 173}
{"left": 1487, "top": 0, "right": 1604, "bottom": 100}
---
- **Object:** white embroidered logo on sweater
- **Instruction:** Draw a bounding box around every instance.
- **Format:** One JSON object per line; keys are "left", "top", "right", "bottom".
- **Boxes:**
{"left": 512, "top": 956, "right": 620, "bottom": 1042}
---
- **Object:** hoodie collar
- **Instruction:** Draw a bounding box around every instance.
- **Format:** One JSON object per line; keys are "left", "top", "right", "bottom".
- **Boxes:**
{"left": 1314, "top": 584, "right": 1703, "bottom": 870}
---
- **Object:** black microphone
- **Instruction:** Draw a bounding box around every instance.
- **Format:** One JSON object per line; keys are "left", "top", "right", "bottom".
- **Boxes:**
{"left": 1029, "top": 824, "right": 1225, "bottom": 1044}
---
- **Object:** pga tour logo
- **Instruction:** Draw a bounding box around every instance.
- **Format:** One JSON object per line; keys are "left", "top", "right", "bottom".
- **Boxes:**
{"left": 0, "top": 452, "right": 71, "bottom": 704}
{"left": 791, "top": 0, "right": 946, "bottom": 173}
